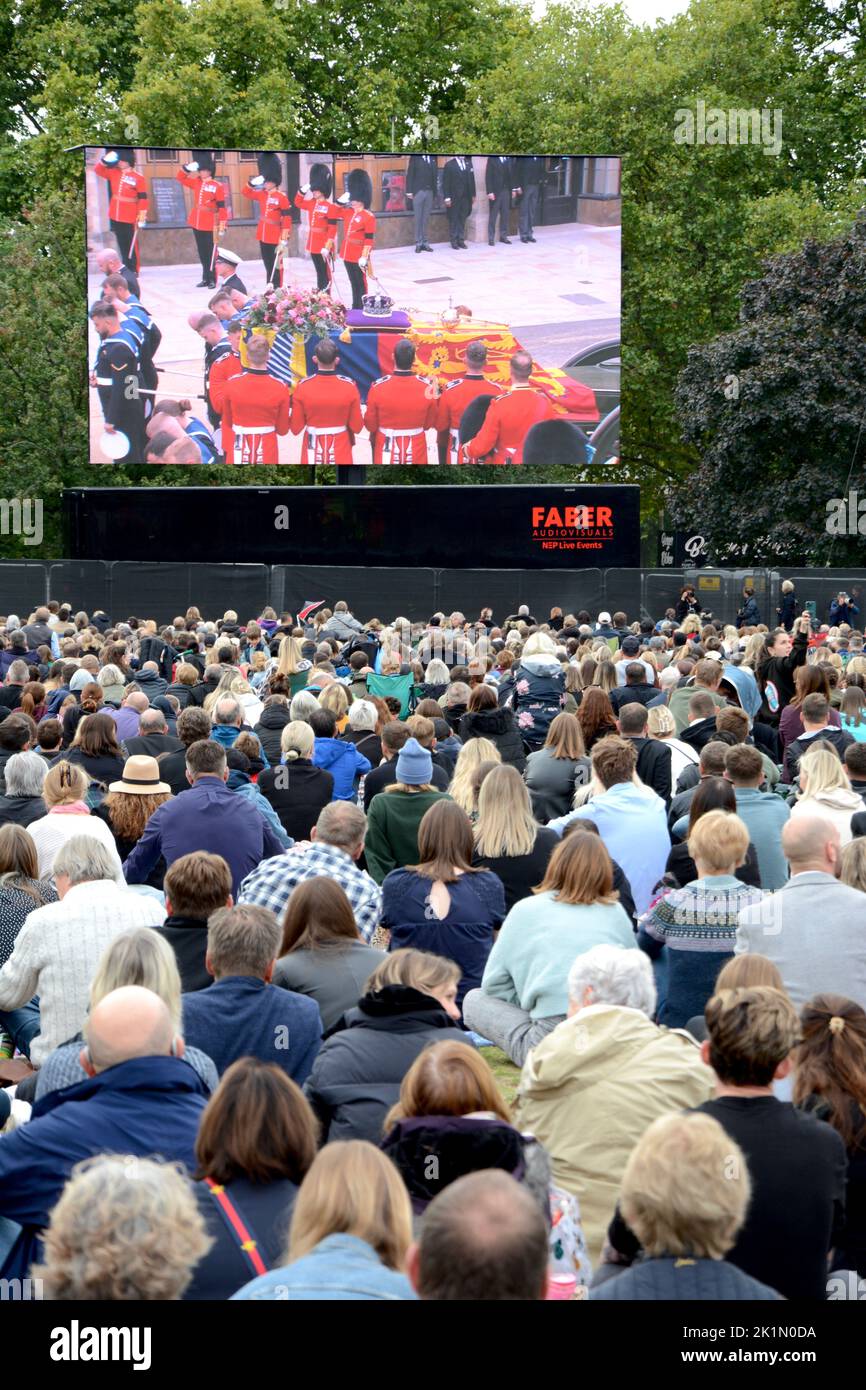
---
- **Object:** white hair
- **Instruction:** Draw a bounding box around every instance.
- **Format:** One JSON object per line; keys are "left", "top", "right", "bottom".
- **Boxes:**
{"left": 567, "top": 944, "right": 656, "bottom": 1017}
{"left": 659, "top": 666, "right": 680, "bottom": 690}
{"left": 347, "top": 699, "right": 377, "bottom": 732}
{"left": 523, "top": 631, "right": 558, "bottom": 658}
{"left": 98, "top": 665, "right": 124, "bottom": 688}
{"left": 424, "top": 659, "right": 450, "bottom": 684}
{"left": 4, "top": 751, "right": 48, "bottom": 797}
{"left": 290, "top": 690, "right": 320, "bottom": 723}
{"left": 54, "top": 834, "right": 121, "bottom": 886}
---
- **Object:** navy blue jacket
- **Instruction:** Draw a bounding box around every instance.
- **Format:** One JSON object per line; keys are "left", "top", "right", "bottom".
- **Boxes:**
{"left": 182, "top": 975, "right": 322, "bottom": 1084}
{"left": 123, "top": 775, "right": 285, "bottom": 896}
{"left": 591, "top": 1256, "right": 781, "bottom": 1300}
{"left": 0, "top": 1056, "right": 207, "bottom": 1279}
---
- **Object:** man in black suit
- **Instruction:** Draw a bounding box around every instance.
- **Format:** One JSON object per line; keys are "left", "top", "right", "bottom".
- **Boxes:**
{"left": 406, "top": 154, "right": 438, "bottom": 253}
{"left": 121, "top": 707, "right": 185, "bottom": 761}
{"left": 485, "top": 155, "right": 516, "bottom": 245}
{"left": 514, "top": 156, "right": 546, "bottom": 243}
{"left": 441, "top": 156, "right": 476, "bottom": 248}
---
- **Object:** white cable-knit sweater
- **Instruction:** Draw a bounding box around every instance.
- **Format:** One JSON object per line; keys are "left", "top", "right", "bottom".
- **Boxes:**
{"left": 26, "top": 808, "right": 124, "bottom": 882}
{"left": 0, "top": 879, "right": 164, "bottom": 1064}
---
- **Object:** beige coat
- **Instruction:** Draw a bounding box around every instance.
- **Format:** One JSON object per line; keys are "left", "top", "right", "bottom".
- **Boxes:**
{"left": 514, "top": 1003, "right": 715, "bottom": 1266}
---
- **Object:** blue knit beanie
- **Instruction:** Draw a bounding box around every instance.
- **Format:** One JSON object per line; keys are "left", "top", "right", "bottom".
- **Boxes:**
{"left": 396, "top": 736, "right": 433, "bottom": 786}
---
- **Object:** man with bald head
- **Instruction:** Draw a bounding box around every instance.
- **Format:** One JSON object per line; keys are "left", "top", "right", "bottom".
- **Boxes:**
{"left": 0, "top": 985, "right": 206, "bottom": 1279}
{"left": 736, "top": 814, "right": 866, "bottom": 1010}
{"left": 108, "top": 687, "right": 149, "bottom": 743}
{"left": 122, "top": 706, "right": 184, "bottom": 760}
{"left": 94, "top": 246, "right": 140, "bottom": 298}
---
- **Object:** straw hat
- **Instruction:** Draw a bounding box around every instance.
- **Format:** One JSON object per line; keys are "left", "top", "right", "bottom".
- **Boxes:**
{"left": 108, "top": 755, "right": 171, "bottom": 796}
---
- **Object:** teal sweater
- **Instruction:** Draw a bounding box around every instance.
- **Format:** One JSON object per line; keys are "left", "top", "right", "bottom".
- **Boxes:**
{"left": 479, "top": 891, "right": 636, "bottom": 1019}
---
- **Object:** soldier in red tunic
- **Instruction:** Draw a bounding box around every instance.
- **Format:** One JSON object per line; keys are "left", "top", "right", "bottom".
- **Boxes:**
{"left": 435, "top": 339, "right": 504, "bottom": 464}
{"left": 328, "top": 169, "right": 376, "bottom": 310}
{"left": 294, "top": 163, "right": 337, "bottom": 293}
{"left": 175, "top": 150, "right": 230, "bottom": 289}
{"left": 93, "top": 147, "right": 148, "bottom": 273}
{"left": 290, "top": 339, "right": 363, "bottom": 466}
{"left": 207, "top": 321, "right": 244, "bottom": 425}
{"left": 242, "top": 152, "right": 292, "bottom": 287}
{"left": 221, "top": 334, "right": 291, "bottom": 465}
{"left": 462, "top": 350, "right": 558, "bottom": 464}
{"left": 364, "top": 338, "right": 437, "bottom": 465}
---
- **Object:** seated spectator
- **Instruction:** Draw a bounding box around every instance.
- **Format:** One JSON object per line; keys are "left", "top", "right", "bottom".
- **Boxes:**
{"left": 639, "top": 810, "right": 763, "bottom": 1027}
{"left": 381, "top": 800, "right": 505, "bottom": 1011}
{"left": 560, "top": 820, "right": 637, "bottom": 923}
{"left": 186, "top": 1058, "right": 319, "bottom": 1300}
{"left": 609, "top": 661, "right": 658, "bottom": 714}
{"left": 724, "top": 744, "right": 790, "bottom": 890}
{"left": 0, "top": 985, "right": 208, "bottom": 1280}
{"left": 310, "top": 706, "right": 371, "bottom": 801}
{"left": 107, "top": 688, "right": 149, "bottom": 745}
{"left": 363, "top": 721, "right": 450, "bottom": 811}
{"left": 304, "top": 949, "right": 466, "bottom": 1143}
{"left": 181, "top": 904, "right": 322, "bottom": 1083}
{"left": 472, "top": 764, "right": 559, "bottom": 911}
{"left": 224, "top": 747, "right": 291, "bottom": 848}
{"left": 684, "top": 952, "right": 788, "bottom": 1043}
{"left": 59, "top": 680, "right": 103, "bottom": 749}
{"left": 514, "top": 944, "right": 713, "bottom": 1267}
{"left": 784, "top": 692, "right": 854, "bottom": 784}
{"left": 27, "top": 761, "right": 123, "bottom": 880}
{"left": 548, "top": 735, "right": 670, "bottom": 916}
{"left": 840, "top": 686, "right": 866, "bottom": 744}
{"left": 779, "top": 663, "right": 839, "bottom": 750}
{"left": 61, "top": 710, "right": 126, "bottom": 787}
{"left": 35, "top": 1156, "right": 210, "bottom": 1301}
{"left": 157, "top": 706, "right": 212, "bottom": 797}
{"left": 576, "top": 686, "right": 618, "bottom": 752}
{"left": 524, "top": 712, "right": 591, "bottom": 824}
{"left": 0, "top": 835, "right": 162, "bottom": 1063}
{"left": 33, "top": 717, "right": 62, "bottom": 763}
{"left": 794, "top": 994, "right": 866, "bottom": 1278}
{"left": 678, "top": 690, "right": 722, "bottom": 755}
{"left": 791, "top": 743, "right": 863, "bottom": 845}
{"left": 257, "top": 721, "right": 334, "bottom": 841}
{"left": 458, "top": 684, "right": 526, "bottom": 773}
{"left": 616, "top": 702, "right": 672, "bottom": 805}
{"left": 0, "top": 715, "right": 34, "bottom": 796}
{"left": 123, "top": 740, "right": 285, "bottom": 898}
{"left": 365, "top": 739, "right": 452, "bottom": 885}
{"left": 416, "top": 659, "right": 450, "bottom": 703}
{"left": 669, "top": 737, "right": 728, "bottom": 818}
{"left": 0, "top": 750, "right": 48, "bottom": 828}
{"left": 506, "top": 631, "right": 565, "bottom": 751}
{"left": 340, "top": 699, "right": 383, "bottom": 768}
{"left": 254, "top": 694, "right": 292, "bottom": 767}
{"left": 167, "top": 662, "right": 200, "bottom": 710}
{"left": 714, "top": 705, "right": 780, "bottom": 788}
{"left": 464, "top": 833, "right": 636, "bottom": 1066}
{"left": 0, "top": 659, "right": 33, "bottom": 714}
{"left": 122, "top": 706, "right": 185, "bottom": 760}
{"left": 0, "top": 823, "right": 57, "bottom": 977}
{"left": 273, "top": 878, "right": 386, "bottom": 1031}
{"left": 738, "top": 816, "right": 866, "bottom": 1011}
{"left": 846, "top": 742, "right": 866, "bottom": 805}
{"left": 590, "top": 1113, "right": 780, "bottom": 1301}
{"left": 407, "top": 1171, "right": 550, "bottom": 1302}
{"left": 157, "top": 851, "right": 233, "bottom": 994}
{"left": 91, "top": 755, "right": 172, "bottom": 888}
{"left": 668, "top": 657, "right": 728, "bottom": 735}
{"left": 239, "top": 802, "right": 382, "bottom": 943}
{"left": 232, "top": 1141, "right": 416, "bottom": 1301}
{"left": 665, "top": 777, "right": 761, "bottom": 887}
{"left": 645, "top": 707, "right": 700, "bottom": 797}
{"left": 446, "top": 736, "right": 501, "bottom": 816}
{"left": 32, "top": 925, "right": 218, "bottom": 1102}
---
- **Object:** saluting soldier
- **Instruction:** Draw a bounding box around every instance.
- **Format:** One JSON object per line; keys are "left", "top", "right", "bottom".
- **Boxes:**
{"left": 90, "top": 299, "right": 147, "bottom": 462}
{"left": 221, "top": 334, "right": 292, "bottom": 465}
{"left": 364, "top": 338, "right": 437, "bottom": 465}
{"left": 441, "top": 155, "right": 475, "bottom": 249}
{"left": 93, "top": 147, "right": 148, "bottom": 273}
{"left": 328, "top": 169, "right": 375, "bottom": 310}
{"left": 435, "top": 340, "right": 503, "bottom": 463}
{"left": 242, "top": 153, "right": 292, "bottom": 286}
{"left": 462, "top": 350, "right": 557, "bottom": 464}
{"left": 176, "top": 151, "right": 230, "bottom": 289}
{"left": 294, "top": 163, "right": 337, "bottom": 292}
{"left": 290, "top": 338, "right": 363, "bottom": 466}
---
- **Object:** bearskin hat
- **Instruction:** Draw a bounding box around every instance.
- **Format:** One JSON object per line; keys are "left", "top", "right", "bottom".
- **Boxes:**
{"left": 522, "top": 418, "right": 591, "bottom": 467}
{"left": 257, "top": 152, "right": 283, "bottom": 187}
{"left": 346, "top": 168, "right": 373, "bottom": 208}
{"left": 309, "top": 162, "right": 333, "bottom": 197}
{"left": 458, "top": 394, "right": 495, "bottom": 445}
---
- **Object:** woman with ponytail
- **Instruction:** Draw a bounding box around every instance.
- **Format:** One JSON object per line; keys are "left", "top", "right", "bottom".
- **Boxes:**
{"left": 19, "top": 682, "right": 46, "bottom": 723}
{"left": 794, "top": 994, "right": 866, "bottom": 1276}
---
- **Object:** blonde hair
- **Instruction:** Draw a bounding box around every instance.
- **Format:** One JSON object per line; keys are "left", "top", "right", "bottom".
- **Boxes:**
{"left": 319, "top": 683, "right": 349, "bottom": 719}
{"left": 798, "top": 743, "right": 849, "bottom": 797}
{"left": 43, "top": 760, "right": 89, "bottom": 807}
{"left": 474, "top": 764, "right": 537, "bottom": 858}
{"left": 681, "top": 615, "right": 701, "bottom": 636}
{"left": 714, "top": 953, "right": 786, "bottom": 994}
{"left": 275, "top": 636, "right": 305, "bottom": 677}
{"left": 280, "top": 720, "right": 315, "bottom": 761}
{"left": 543, "top": 711, "right": 586, "bottom": 760}
{"left": 287, "top": 1141, "right": 412, "bottom": 1272}
{"left": 740, "top": 633, "right": 766, "bottom": 670}
{"left": 841, "top": 837, "right": 866, "bottom": 893}
{"left": 448, "top": 737, "right": 502, "bottom": 813}
{"left": 523, "top": 631, "right": 557, "bottom": 658}
{"left": 647, "top": 705, "right": 676, "bottom": 737}
{"left": 620, "top": 1112, "right": 750, "bottom": 1260}
{"left": 90, "top": 926, "right": 183, "bottom": 1029}
{"left": 592, "top": 659, "right": 617, "bottom": 694}
{"left": 365, "top": 946, "right": 461, "bottom": 998}
{"left": 687, "top": 809, "right": 749, "bottom": 874}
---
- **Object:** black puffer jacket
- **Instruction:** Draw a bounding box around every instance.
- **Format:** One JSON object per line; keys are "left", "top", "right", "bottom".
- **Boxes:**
{"left": 255, "top": 702, "right": 292, "bottom": 767}
{"left": 304, "top": 985, "right": 469, "bottom": 1144}
{"left": 457, "top": 706, "right": 527, "bottom": 772}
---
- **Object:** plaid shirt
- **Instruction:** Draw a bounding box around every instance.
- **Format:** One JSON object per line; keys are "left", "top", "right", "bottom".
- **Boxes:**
{"left": 238, "top": 841, "right": 382, "bottom": 942}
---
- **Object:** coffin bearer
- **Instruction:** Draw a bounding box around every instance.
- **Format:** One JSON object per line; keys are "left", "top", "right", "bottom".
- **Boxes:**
{"left": 435, "top": 340, "right": 503, "bottom": 464}
{"left": 364, "top": 338, "right": 437, "bottom": 465}
{"left": 93, "top": 147, "right": 148, "bottom": 273}
{"left": 176, "top": 151, "right": 229, "bottom": 289}
{"left": 290, "top": 339, "right": 363, "bottom": 466}
{"left": 220, "top": 334, "right": 292, "bottom": 466}
{"left": 294, "top": 163, "right": 337, "bottom": 292}
{"left": 242, "top": 153, "right": 292, "bottom": 286}
{"left": 462, "top": 350, "right": 557, "bottom": 465}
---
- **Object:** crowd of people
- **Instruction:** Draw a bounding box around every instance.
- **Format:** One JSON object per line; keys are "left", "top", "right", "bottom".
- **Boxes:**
{"left": 0, "top": 590, "right": 864, "bottom": 1301}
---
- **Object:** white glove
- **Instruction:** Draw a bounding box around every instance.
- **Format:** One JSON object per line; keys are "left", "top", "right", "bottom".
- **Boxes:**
{"left": 337, "top": 190, "right": 351, "bottom": 205}
{"left": 359, "top": 257, "right": 368, "bottom": 269}
{"left": 300, "top": 183, "right": 311, "bottom": 194}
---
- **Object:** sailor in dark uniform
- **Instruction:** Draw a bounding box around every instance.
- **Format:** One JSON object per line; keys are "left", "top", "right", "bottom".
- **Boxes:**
{"left": 90, "top": 299, "right": 146, "bottom": 461}
{"left": 214, "top": 247, "right": 248, "bottom": 296}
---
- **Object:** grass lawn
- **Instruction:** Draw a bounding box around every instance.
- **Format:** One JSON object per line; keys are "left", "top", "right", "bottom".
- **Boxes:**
{"left": 480, "top": 1045, "right": 522, "bottom": 1108}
